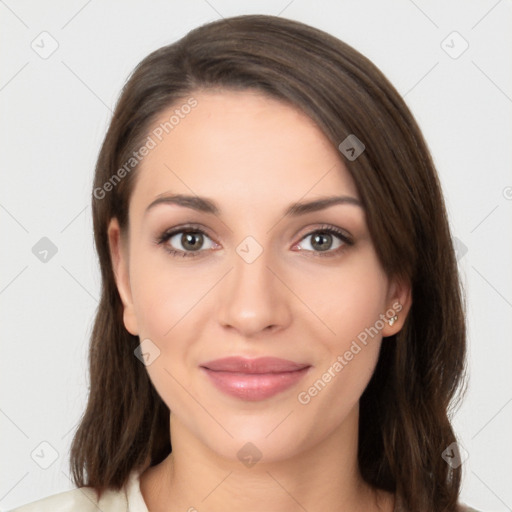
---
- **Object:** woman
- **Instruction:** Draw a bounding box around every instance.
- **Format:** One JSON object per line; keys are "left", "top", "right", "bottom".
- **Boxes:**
{"left": 11, "top": 14, "right": 479, "bottom": 512}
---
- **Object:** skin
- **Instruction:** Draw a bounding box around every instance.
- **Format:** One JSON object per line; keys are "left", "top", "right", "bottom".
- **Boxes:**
{"left": 108, "top": 89, "right": 412, "bottom": 512}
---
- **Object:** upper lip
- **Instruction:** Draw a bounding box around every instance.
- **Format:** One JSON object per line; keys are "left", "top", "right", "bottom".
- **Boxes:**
{"left": 200, "top": 356, "right": 310, "bottom": 374}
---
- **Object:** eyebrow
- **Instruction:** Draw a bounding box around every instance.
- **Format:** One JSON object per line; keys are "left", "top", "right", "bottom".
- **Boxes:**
{"left": 145, "top": 193, "right": 362, "bottom": 217}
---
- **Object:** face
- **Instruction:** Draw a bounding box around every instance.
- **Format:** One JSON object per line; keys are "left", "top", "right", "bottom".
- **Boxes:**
{"left": 108, "top": 89, "right": 410, "bottom": 464}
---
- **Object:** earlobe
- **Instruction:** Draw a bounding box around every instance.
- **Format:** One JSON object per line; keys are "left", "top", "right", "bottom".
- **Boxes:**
{"left": 107, "top": 218, "right": 139, "bottom": 336}
{"left": 381, "top": 278, "right": 412, "bottom": 337}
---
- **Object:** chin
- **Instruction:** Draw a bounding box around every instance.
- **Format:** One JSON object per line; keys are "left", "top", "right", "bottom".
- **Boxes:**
{"left": 194, "top": 411, "right": 316, "bottom": 464}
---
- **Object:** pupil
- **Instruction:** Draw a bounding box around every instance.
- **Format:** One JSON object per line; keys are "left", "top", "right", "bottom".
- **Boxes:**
{"left": 312, "top": 232, "right": 331, "bottom": 251}
{"left": 182, "top": 232, "right": 203, "bottom": 251}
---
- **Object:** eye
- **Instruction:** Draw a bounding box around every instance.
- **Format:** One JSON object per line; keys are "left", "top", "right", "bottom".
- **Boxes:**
{"left": 156, "top": 225, "right": 218, "bottom": 257}
{"left": 155, "top": 223, "right": 353, "bottom": 259}
{"left": 294, "top": 225, "right": 353, "bottom": 257}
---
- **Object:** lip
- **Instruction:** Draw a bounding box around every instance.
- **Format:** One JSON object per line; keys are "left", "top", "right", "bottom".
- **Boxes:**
{"left": 200, "top": 357, "right": 311, "bottom": 401}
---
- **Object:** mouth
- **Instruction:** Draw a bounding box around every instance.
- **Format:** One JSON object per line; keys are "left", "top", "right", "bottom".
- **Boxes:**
{"left": 199, "top": 356, "right": 311, "bottom": 401}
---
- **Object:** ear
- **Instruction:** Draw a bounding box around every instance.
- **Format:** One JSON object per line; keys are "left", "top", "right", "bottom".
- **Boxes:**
{"left": 381, "top": 276, "right": 412, "bottom": 338}
{"left": 107, "top": 218, "right": 139, "bottom": 336}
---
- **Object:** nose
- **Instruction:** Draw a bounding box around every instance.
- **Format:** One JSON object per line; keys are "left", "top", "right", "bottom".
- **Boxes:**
{"left": 217, "top": 247, "right": 292, "bottom": 338}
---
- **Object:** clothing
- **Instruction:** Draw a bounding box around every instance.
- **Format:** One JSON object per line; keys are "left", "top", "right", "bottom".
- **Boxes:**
{"left": 9, "top": 470, "right": 482, "bottom": 512}
{"left": 9, "top": 470, "right": 148, "bottom": 512}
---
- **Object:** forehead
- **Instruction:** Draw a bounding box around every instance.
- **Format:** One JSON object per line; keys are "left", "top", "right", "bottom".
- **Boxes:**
{"left": 131, "top": 89, "right": 359, "bottom": 213}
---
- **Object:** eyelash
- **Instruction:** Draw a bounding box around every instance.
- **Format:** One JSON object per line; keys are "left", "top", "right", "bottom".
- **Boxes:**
{"left": 155, "top": 223, "right": 354, "bottom": 259}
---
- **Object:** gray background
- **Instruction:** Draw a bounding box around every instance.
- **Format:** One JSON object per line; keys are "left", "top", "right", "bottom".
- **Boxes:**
{"left": 1, "top": 1, "right": 511, "bottom": 510}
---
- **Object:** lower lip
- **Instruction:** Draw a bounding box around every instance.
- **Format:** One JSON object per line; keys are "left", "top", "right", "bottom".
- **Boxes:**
{"left": 201, "top": 367, "right": 311, "bottom": 401}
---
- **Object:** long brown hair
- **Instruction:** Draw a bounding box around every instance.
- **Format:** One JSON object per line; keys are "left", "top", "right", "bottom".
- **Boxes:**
{"left": 70, "top": 14, "right": 468, "bottom": 511}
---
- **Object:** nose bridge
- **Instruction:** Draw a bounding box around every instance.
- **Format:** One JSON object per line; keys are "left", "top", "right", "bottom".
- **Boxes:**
{"left": 217, "top": 238, "right": 291, "bottom": 336}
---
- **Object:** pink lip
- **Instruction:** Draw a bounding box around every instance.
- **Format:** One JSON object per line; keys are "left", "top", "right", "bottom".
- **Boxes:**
{"left": 200, "top": 357, "right": 311, "bottom": 401}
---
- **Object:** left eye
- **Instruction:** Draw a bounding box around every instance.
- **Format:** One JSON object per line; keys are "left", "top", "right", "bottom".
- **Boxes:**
{"left": 295, "top": 228, "right": 350, "bottom": 255}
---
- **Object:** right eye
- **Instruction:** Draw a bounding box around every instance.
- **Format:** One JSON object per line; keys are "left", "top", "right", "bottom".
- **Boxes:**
{"left": 156, "top": 225, "right": 219, "bottom": 258}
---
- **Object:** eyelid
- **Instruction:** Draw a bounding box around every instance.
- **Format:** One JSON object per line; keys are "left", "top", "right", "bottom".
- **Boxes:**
{"left": 157, "top": 222, "right": 213, "bottom": 240}
{"left": 294, "top": 223, "right": 353, "bottom": 244}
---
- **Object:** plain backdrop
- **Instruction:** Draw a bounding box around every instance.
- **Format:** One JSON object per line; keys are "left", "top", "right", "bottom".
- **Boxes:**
{"left": 1, "top": 1, "right": 511, "bottom": 510}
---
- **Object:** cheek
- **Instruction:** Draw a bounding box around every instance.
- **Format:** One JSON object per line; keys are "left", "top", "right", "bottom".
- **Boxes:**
{"left": 295, "top": 337, "right": 382, "bottom": 448}
{"left": 127, "top": 248, "right": 216, "bottom": 399}
{"left": 129, "top": 261, "right": 201, "bottom": 414}
{"left": 292, "top": 250, "right": 388, "bottom": 410}
{"left": 292, "top": 250, "right": 389, "bottom": 348}
{"left": 129, "top": 243, "right": 214, "bottom": 339}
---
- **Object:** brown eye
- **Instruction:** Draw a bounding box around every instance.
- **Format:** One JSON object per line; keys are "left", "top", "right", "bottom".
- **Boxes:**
{"left": 294, "top": 226, "right": 353, "bottom": 258}
{"left": 156, "top": 226, "right": 217, "bottom": 258}
{"left": 179, "top": 232, "right": 205, "bottom": 251}
{"left": 310, "top": 232, "right": 335, "bottom": 251}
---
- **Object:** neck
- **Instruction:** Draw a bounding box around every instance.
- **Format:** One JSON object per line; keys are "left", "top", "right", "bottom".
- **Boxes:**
{"left": 140, "top": 404, "right": 394, "bottom": 512}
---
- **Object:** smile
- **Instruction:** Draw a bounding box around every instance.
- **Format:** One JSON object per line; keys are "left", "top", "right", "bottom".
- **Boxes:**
{"left": 200, "top": 356, "right": 312, "bottom": 401}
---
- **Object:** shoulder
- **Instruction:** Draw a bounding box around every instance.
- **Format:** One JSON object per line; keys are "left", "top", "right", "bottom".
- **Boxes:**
{"left": 395, "top": 496, "right": 484, "bottom": 512}
{"left": 8, "top": 486, "right": 128, "bottom": 512}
